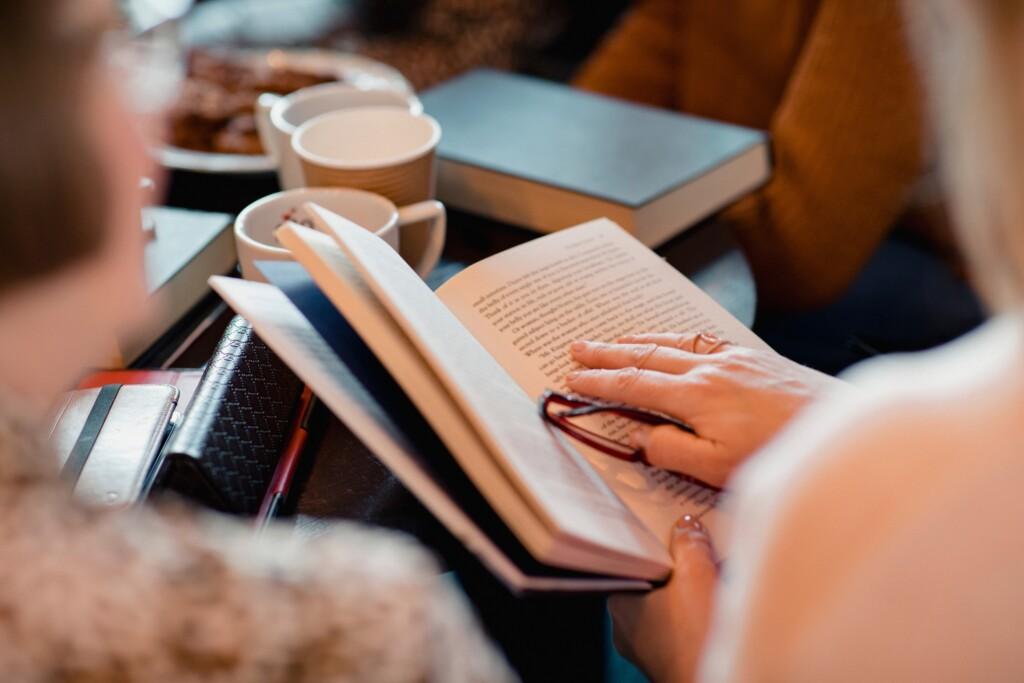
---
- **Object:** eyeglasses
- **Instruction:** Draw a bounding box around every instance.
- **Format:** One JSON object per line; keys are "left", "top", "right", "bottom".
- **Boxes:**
{"left": 106, "top": 0, "right": 195, "bottom": 115}
{"left": 118, "top": 0, "right": 195, "bottom": 35}
{"left": 538, "top": 390, "right": 696, "bottom": 465}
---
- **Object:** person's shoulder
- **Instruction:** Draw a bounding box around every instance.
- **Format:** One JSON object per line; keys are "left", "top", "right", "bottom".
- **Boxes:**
{"left": 707, "top": 316, "right": 1024, "bottom": 681}
{"left": 731, "top": 315, "right": 1024, "bottom": 530}
{"left": 839, "top": 313, "right": 1024, "bottom": 401}
{"left": 818, "top": 314, "right": 1024, "bottom": 461}
{"left": 795, "top": 313, "right": 1020, "bottom": 457}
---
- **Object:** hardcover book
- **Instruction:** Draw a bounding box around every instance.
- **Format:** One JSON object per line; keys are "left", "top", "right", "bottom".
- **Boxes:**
{"left": 420, "top": 69, "right": 771, "bottom": 247}
{"left": 109, "top": 207, "right": 236, "bottom": 367}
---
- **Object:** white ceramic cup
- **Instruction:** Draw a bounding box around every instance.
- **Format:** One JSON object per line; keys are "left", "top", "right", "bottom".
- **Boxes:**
{"left": 292, "top": 108, "right": 442, "bottom": 267}
{"left": 291, "top": 107, "right": 441, "bottom": 205}
{"left": 255, "top": 83, "right": 422, "bottom": 191}
{"left": 235, "top": 187, "right": 446, "bottom": 282}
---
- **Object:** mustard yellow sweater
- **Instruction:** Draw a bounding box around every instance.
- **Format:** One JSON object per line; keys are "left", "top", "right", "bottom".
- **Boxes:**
{"left": 576, "top": 0, "right": 932, "bottom": 309}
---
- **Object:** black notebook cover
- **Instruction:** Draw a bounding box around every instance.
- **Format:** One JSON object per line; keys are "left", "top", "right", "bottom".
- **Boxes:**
{"left": 155, "top": 316, "right": 303, "bottom": 514}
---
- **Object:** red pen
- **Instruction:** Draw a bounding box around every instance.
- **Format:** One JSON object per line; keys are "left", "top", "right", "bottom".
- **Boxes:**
{"left": 257, "top": 386, "right": 316, "bottom": 529}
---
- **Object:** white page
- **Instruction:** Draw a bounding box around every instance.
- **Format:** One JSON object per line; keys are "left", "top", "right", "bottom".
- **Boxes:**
{"left": 302, "top": 205, "right": 672, "bottom": 578}
{"left": 209, "top": 277, "right": 651, "bottom": 593}
{"left": 437, "top": 218, "right": 768, "bottom": 543}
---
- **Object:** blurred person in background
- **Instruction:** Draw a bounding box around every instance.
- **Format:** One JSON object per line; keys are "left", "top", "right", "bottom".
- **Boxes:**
{"left": 350, "top": 0, "right": 565, "bottom": 89}
{"left": 577, "top": 0, "right": 984, "bottom": 374}
{"left": 566, "top": 0, "right": 1024, "bottom": 679}
{"left": 178, "top": 0, "right": 573, "bottom": 90}
{"left": 0, "top": 1, "right": 512, "bottom": 679}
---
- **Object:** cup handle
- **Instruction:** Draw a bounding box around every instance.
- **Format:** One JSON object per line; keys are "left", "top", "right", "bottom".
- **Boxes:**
{"left": 255, "top": 93, "right": 282, "bottom": 162}
{"left": 397, "top": 200, "right": 446, "bottom": 279}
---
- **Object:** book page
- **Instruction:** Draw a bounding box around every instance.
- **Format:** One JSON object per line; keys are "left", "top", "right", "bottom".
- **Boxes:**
{"left": 437, "top": 218, "right": 768, "bottom": 543}
{"left": 286, "top": 209, "right": 672, "bottom": 580}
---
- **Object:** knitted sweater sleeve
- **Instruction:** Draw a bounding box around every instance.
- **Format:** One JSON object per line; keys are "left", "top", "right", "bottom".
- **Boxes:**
{"left": 0, "top": 411, "right": 515, "bottom": 683}
{"left": 575, "top": 0, "right": 929, "bottom": 310}
{"left": 572, "top": 0, "right": 679, "bottom": 109}
{"left": 723, "top": 0, "right": 928, "bottom": 309}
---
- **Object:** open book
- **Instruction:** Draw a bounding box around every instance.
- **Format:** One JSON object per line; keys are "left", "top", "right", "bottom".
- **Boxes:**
{"left": 210, "top": 209, "right": 767, "bottom": 592}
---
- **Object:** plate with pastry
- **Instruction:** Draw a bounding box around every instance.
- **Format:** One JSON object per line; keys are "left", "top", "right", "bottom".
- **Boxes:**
{"left": 158, "top": 47, "right": 414, "bottom": 174}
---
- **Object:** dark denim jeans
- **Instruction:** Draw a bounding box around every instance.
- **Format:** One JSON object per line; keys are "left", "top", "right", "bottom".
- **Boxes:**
{"left": 754, "top": 236, "right": 986, "bottom": 376}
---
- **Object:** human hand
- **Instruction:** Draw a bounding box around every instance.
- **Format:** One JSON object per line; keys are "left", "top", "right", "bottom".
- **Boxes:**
{"left": 567, "top": 332, "right": 843, "bottom": 487}
{"left": 610, "top": 515, "right": 717, "bottom": 683}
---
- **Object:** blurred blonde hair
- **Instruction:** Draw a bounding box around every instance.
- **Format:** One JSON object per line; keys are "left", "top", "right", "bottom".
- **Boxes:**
{"left": 906, "top": 0, "right": 1024, "bottom": 311}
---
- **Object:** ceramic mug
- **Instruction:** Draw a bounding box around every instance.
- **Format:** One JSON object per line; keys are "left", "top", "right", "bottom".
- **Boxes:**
{"left": 234, "top": 187, "right": 446, "bottom": 281}
{"left": 292, "top": 107, "right": 442, "bottom": 267}
{"left": 292, "top": 107, "right": 441, "bottom": 206}
{"left": 255, "top": 83, "right": 422, "bottom": 191}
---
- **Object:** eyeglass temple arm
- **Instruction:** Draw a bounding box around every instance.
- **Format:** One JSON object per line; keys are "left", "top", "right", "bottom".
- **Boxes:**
{"left": 542, "top": 392, "right": 696, "bottom": 435}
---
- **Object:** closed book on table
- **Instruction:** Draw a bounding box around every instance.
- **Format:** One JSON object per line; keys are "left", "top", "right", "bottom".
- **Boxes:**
{"left": 47, "top": 384, "right": 179, "bottom": 507}
{"left": 110, "top": 207, "right": 237, "bottom": 367}
{"left": 420, "top": 69, "right": 771, "bottom": 247}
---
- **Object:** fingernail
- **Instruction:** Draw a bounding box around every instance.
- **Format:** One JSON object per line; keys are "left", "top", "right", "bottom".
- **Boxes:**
{"left": 565, "top": 370, "right": 581, "bottom": 383}
{"left": 676, "top": 514, "right": 704, "bottom": 532}
{"left": 569, "top": 341, "right": 587, "bottom": 354}
{"left": 629, "top": 426, "right": 651, "bottom": 449}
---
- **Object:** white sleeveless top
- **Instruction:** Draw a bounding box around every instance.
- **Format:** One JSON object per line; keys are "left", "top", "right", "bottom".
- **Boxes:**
{"left": 700, "top": 314, "right": 1024, "bottom": 682}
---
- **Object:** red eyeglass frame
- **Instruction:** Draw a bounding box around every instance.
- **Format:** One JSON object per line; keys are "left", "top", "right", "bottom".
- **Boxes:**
{"left": 538, "top": 390, "right": 697, "bottom": 465}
